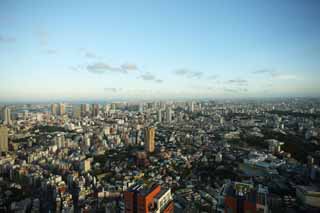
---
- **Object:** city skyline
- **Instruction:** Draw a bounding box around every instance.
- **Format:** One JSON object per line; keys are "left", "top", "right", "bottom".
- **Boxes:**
{"left": 1, "top": 0, "right": 320, "bottom": 101}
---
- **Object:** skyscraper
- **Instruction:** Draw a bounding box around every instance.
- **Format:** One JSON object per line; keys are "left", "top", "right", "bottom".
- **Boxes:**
{"left": 0, "top": 126, "right": 9, "bottom": 153}
{"left": 2, "top": 106, "right": 12, "bottom": 125}
{"left": 144, "top": 127, "right": 155, "bottom": 153}
{"left": 189, "top": 101, "right": 195, "bottom": 112}
{"left": 58, "top": 103, "right": 65, "bottom": 116}
{"left": 80, "top": 104, "right": 90, "bottom": 117}
{"left": 92, "top": 104, "right": 99, "bottom": 117}
{"left": 158, "top": 110, "right": 162, "bottom": 123}
{"left": 73, "top": 105, "right": 81, "bottom": 119}
{"left": 166, "top": 107, "right": 172, "bottom": 123}
{"left": 51, "top": 103, "right": 58, "bottom": 116}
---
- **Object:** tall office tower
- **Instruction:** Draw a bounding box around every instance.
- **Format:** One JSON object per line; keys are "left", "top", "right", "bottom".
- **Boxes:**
{"left": 111, "top": 103, "right": 117, "bottom": 111}
{"left": 124, "top": 183, "right": 174, "bottom": 213}
{"left": 139, "top": 103, "right": 144, "bottom": 113}
{"left": 190, "top": 101, "right": 195, "bottom": 112}
{"left": 92, "top": 104, "right": 99, "bottom": 117}
{"left": 80, "top": 104, "right": 89, "bottom": 117}
{"left": 217, "top": 182, "right": 269, "bottom": 213}
{"left": 3, "top": 106, "right": 12, "bottom": 125}
{"left": 72, "top": 105, "right": 81, "bottom": 119}
{"left": 144, "top": 127, "right": 155, "bottom": 153}
{"left": 0, "top": 126, "right": 9, "bottom": 153}
{"left": 104, "top": 104, "right": 110, "bottom": 113}
{"left": 158, "top": 110, "right": 162, "bottom": 123}
{"left": 166, "top": 107, "right": 172, "bottom": 123}
{"left": 58, "top": 103, "right": 65, "bottom": 116}
{"left": 51, "top": 103, "right": 58, "bottom": 116}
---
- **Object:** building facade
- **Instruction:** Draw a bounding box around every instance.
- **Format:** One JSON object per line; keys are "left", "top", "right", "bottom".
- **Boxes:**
{"left": 124, "top": 184, "right": 174, "bottom": 213}
{"left": 144, "top": 127, "right": 155, "bottom": 153}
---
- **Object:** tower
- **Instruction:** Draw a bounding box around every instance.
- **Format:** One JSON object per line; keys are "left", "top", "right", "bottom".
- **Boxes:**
{"left": 2, "top": 107, "right": 12, "bottom": 125}
{"left": 158, "top": 110, "right": 162, "bottom": 123}
{"left": 51, "top": 104, "right": 58, "bottom": 116}
{"left": 166, "top": 107, "right": 172, "bottom": 123}
{"left": 144, "top": 127, "right": 155, "bottom": 153}
{"left": 0, "top": 126, "right": 9, "bottom": 153}
{"left": 80, "top": 104, "right": 90, "bottom": 117}
{"left": 58, "top": 103, "right": 65, "bottom": 116}
{"left": 92, "top": 104, "right": 99, "bottom": 117}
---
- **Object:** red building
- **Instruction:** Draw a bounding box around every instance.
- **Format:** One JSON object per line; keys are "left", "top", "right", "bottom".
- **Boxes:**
{"left": 124, "top": 183, "right": 174, "bottom": 213}
{"left": 218, "top": 182, "right": 269, "bottom": 213}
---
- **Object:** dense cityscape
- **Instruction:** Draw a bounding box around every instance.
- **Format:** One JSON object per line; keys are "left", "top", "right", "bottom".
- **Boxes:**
{"left": 1, "top": 0, "right": 320, "bottom": 212}
{"left": 0, "top": 99, "right": 320, "bottom": 212}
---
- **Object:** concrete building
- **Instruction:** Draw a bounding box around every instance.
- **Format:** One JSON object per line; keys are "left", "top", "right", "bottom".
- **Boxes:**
{"left": 166, "top": 107, "right": 172, "bottom": 123}
{"left": 58, "top": 103, "right": 65, "bottom": 116}
{"left": 0, "top": 126, "right": 9, "bottom": 153}
{"left": 92, "top": 104, "right": 99, "bottom": 117}
{"left": 124, "top": 184, "right": 174, "bottom": 213}
{"left": 144, "top": 127, "right": 155, "bottom": 153}
{"left": 158, "top": 110, "right": 162, "bottom": 123}
{"left": 217, "top": 182, "right": 269, "bottom": 213}
{"left": 82, "top": 159, "right": 91, "bottom": 172}
{"left": 2, "top": 106, "right": 12, "bottom": 125}
{"left": 51, "top": 104, "right": 58, "bottom": 116}
{"left": 80, "top": 104, "right": 90, "bottom": 117}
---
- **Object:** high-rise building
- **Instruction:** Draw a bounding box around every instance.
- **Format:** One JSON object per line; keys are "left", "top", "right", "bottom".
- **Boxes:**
{"left": 51, "top": 103, "right": 58, "bottom": 116}
{"left": 80, "top": 104, "right": 90, "bottom": 117}
{"left": 158, "top": 110, "right": 162, "bottom": 123}
{"left": 124, "top": 183, "right": 174, "bottom": 213}
{"left": 72, "top": 105, "right": 81, "bottom": 119}
{"left": 217, "top": 181, "right": 269, "bottom": 213}
{"left": 2, "top": 106, "right": 12, "bottom": 125}
{"left": 92, "top": 104, "right": 99, "bottom": 117}
{"left": 58, "top": 103, "right": 65, "bottom": 116}
{"left": 190, "top": 101, "right": 194, "bottom": 112}
{"left": 139, "top": 103, "right": 144, "bottom": 113}
{"left": 144, "top": 127, "right": 155, "bottom": 153}
{"left": 0, "top": 126, "right": 9, "bottom": 153}
{"left": 166, "top": 107, "right": 172, "bottom": 123}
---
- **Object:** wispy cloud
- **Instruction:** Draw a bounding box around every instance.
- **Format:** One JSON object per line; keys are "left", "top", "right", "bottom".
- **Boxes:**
{"left": 227, "top": 78, "right": 248, "bottom": 86}
{"left": 84, "top": 52, "right": 97, "bottom": 59}
{"left": 87, "top": 62, "right": 121, "bottom": 74}
{"left": 121, "top": 63, "right": 138, "bottom": 71}
{"left": 252, "top": 69, "right": 275, "bottom": 75}
{"left": 0, "top": 35, "right": 16, "bottom": 43}
{"left": 140, "top": 72, "right": 156, "bottom": 80}
{"left": 271, "top": 73, "right": 298, "bottom": 80}
{"left": 140, "top": 72, "right": 163, "bottom": 83}
{"left": 224, "top": 87, "right": 248, "bottom": 93}
{"left": 253, "top": 69, "right": 298, "bottom": 80}
{"left": 174, "top": 69, "right": 203, "bottom": 79}
{"left": 87, "top": 62, "right": 139, "bottom": 74}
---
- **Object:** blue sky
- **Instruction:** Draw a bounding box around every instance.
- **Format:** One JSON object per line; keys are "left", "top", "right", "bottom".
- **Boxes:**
{"left": 0, "top": 0, "right": 320, "bottom": 101}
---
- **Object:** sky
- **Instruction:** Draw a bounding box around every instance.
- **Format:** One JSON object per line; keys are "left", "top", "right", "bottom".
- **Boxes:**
{"left": 0, "top": 0, "right": 320, "bottom": 101}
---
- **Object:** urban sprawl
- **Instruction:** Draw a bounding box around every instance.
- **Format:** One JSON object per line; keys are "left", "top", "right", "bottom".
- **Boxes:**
{"left": 0, "top": 98, "right": 320, "bottom": 212}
